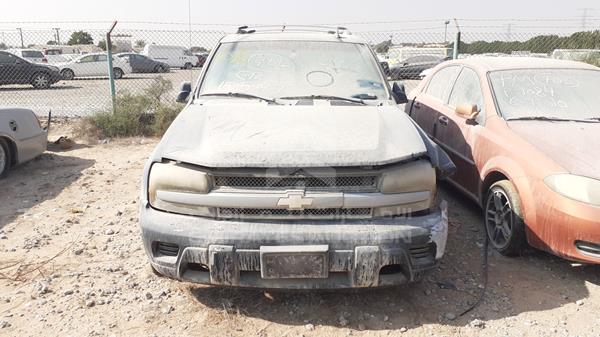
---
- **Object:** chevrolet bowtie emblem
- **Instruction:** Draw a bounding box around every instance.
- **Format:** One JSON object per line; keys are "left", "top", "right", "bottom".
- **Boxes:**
{"left": 277, "top": 190, "right": 313, "bottom": 210}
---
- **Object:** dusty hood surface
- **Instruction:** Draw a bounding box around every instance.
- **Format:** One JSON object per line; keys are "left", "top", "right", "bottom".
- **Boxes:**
{"left": 509, "top": 121, "right": 600, "bottom": 178}
{"left": 156, "top": 102, "right": 427, "bottom": 168}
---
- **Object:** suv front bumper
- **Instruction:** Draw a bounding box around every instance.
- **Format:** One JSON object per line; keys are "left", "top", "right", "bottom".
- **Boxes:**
{"left": 139, "top": 202, "right": 447, "bottom": 289}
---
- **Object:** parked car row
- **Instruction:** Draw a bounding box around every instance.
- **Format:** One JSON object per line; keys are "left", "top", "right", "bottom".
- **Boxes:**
{"left": 0, "top": 49, "right": 179, "bottom": 88}
{"left": 0, "top": 44, "right": 207, "bottom": 89}
{"left": 388, "top": 55, "right": 450, "bottom": 80}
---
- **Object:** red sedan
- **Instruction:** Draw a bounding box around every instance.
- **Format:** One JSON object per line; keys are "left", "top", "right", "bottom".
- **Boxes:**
{"left": 407, "top": 57, "right": 600, "bottom": 264}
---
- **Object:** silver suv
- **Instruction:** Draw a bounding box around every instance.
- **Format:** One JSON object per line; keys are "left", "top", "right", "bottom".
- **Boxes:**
{"left": 139, "top": 26, "right": 455, "bottom": 289}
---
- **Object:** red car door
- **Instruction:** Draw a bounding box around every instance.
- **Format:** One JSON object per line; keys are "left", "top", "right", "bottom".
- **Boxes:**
{"left": 408, "top": 65, "right": 461, "bottom": 140}
{"left": 436, "top": 67, "right": 486, "bottom": 198}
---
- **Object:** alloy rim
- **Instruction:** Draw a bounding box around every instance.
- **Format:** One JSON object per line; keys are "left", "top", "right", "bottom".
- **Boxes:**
{"left": 0, "top": 145, "right": 6, "bottom": 174}
{"left": 34, "top": 74, "right": 49, "bottom": 87}
{"left": 485, "top": 189, "right": 513, "bottom": 249}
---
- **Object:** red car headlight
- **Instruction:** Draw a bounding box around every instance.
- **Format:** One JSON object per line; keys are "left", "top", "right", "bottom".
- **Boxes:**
{"left": 545, "top": 174, "right": 600, "bottom": 207}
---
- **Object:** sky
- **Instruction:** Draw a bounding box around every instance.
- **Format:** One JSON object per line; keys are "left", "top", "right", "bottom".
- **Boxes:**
{"left": 1, "top": 0, "right": 599, "bottom": 48}
{"left": 1, "top": 0, "right": 599, "bottom": 28}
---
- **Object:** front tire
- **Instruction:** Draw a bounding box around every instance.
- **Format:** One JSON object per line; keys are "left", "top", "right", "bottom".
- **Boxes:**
{"left": 484, "top": 180, "right": 528, "bottom": 256}
{"left": 183, "top": 62, "right": 193, "bottom": 70}
{"left": 0, "top": 138, "right": 11, "bottom": 179}
{"left": 155, "top": 65, "right": 165, "bottom": 73}
{"left": 60, "top": 69, "right": 74, "bottom": 80}
{"left": 113, "top": 68, "right": 124, "bottom": 79}
{"left": 31, "top": 72, "right": 51, "bottom": 89}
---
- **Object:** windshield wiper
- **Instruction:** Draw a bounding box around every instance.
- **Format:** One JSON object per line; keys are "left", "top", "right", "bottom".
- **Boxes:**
{"left": 198, "top": 92, "right": 281, "bottom": 105}
{"left": 278, "top": 95, "right": 366, "bottom": 105}
{"left": 506, "top": 116, "right": 600, "bottom": 123}
{"left": 351, "top": 93, "right": 379, "bottom": 100}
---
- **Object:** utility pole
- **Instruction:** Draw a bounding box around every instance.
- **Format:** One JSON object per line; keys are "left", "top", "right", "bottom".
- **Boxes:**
{"left": 506, "top": 23, "right": 513, "bottom": 41}
{"left": 444, "top": 20, "right": 450, "bottom": 44}
{"left": 452, "top": 19, "right": 461, "bottom": 59}
{"left": 17, "top": 28, "right": 24, "bottom": 48}
{"left": 53, "top": 28, "right": 61, "bottom": 45}
{"left": 577, "top": 8, "right": 597, "bottom": 30}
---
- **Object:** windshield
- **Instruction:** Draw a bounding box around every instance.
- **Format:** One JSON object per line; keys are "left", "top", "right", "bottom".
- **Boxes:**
{"left": 489, "top": 69, "right": 600, "bottom": 120}
{"left": 198, "top": 40, "right": 388, "bottom": 100}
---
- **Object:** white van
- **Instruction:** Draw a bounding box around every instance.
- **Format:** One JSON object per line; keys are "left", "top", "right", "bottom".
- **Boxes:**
{"left": 142, "top": 45, "right": 197, "bottom": 69}
{"left": 7, "top": 49, "right": 47, "bottom": 63}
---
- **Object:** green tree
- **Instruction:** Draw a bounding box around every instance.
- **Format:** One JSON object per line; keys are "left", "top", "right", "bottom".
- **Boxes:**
{"left": 374, "top": 40, "right": 392, "bottom": 54}
{"left": 0, "top": 42, "right": 7, "bottom": 50}
{"left": 68, "top": 31, "right": 94, "bottom": 45}
{"left": 135, "top": 40, "right": 146, "bottom": 49}
{"left": 97, "top": 39, "right": 116, "bottom": 52}
{"left": 46, "top": 40, "right": 58, "bottom": 45}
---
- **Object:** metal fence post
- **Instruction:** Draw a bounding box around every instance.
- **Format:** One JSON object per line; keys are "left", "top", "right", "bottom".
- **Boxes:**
{"left": 107, "top": 21, "right": 118, "bottom": 114}
{"left": 453, "top": 19, "right": 461, "bottom": 59}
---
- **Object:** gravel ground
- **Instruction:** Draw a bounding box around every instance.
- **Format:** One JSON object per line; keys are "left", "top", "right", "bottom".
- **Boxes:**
{"left": 0, "top": 123, "right": 599, "bottom": 337}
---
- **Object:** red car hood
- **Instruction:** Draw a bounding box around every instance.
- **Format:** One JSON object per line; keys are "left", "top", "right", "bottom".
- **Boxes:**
{"left": 508, "top": 121, "right": 600, "bottom": 179}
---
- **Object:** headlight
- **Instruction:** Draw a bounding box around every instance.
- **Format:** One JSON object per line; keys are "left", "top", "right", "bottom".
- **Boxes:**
{"left": 544, "top": 174, "right": 600, "bottom": 206}
{"left": 374, "top": 160, "right": 436, "bottom": 216}
{"left": 148, "top": 162, "right": 214, "bottom": 216}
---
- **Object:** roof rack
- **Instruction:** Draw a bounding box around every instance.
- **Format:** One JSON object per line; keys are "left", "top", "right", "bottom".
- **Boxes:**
{"left": 236, "top": 25, "right": 351, "bottom": 38}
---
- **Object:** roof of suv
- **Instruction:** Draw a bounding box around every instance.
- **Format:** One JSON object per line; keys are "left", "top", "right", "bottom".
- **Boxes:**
{"left": 220, "top": 31, "right": 368, "bottom": 44}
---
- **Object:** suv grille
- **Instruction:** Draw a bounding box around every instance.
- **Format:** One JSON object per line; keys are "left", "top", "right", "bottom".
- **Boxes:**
{"left": 218, "top": 207, "right": 372, "bottom": 220}
{"left": 214, "top": 176, "right": 377, "bottom": 191}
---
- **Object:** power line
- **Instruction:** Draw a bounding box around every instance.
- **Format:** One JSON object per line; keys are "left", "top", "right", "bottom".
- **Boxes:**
{"left": 577, "top": 8, "right": 593, "bottom": 29}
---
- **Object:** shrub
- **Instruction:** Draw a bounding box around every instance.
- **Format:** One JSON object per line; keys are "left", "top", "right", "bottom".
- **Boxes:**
{"left": 76, "top": 77, "right": 183, "bottom": 139}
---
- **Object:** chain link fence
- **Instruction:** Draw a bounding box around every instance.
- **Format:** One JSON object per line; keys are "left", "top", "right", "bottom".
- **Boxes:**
{"left": 0, "top": 23, "right": 599, "bottom": 117}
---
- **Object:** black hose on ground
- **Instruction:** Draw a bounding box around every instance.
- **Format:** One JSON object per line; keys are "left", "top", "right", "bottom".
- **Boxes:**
{"left": 459, "top": 227, "right": 489, "bottom": 317}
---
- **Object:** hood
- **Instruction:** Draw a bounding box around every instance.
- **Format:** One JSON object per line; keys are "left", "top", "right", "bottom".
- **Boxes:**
{"left": 509, "top": 121, "right": 600, "bottom": 178}
{"left": 156, "top": 102, "right": 427, "bottom": 168}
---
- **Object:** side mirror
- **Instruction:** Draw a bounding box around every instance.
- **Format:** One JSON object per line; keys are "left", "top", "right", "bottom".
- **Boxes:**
{"left": 392, "top": 82, "right": 408, "bottom": 104}
{"left": 455, "top": 104, "right": 480, "bottom": 124}
{"left": 176, "top": 81, "right": 192, "bottom": 103}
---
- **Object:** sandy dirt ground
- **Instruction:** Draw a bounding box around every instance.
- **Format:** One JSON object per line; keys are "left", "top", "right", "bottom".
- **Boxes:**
{"left": 1, "top": 122, "right": 599, "bottom": 337}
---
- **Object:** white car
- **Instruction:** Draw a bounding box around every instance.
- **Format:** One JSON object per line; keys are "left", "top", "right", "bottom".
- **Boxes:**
{"left": 56, "top": 53, "right": 132, "bottom": 80}
{"left": 46, "top": 54, "right": 76, "bottom": 64}
{"left": 141, "top": 45, "right": 197, "bottom": 69}
{"left": 0, "top": 108, "right": 48, "bottom": 178}
{"left": 7, "top": 49, "right": 47, "bottom": 63}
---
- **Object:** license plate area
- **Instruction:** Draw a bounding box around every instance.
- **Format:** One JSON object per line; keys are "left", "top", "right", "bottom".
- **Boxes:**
{"left": 260, "top": 245, "right": 329, "bottom": 279}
